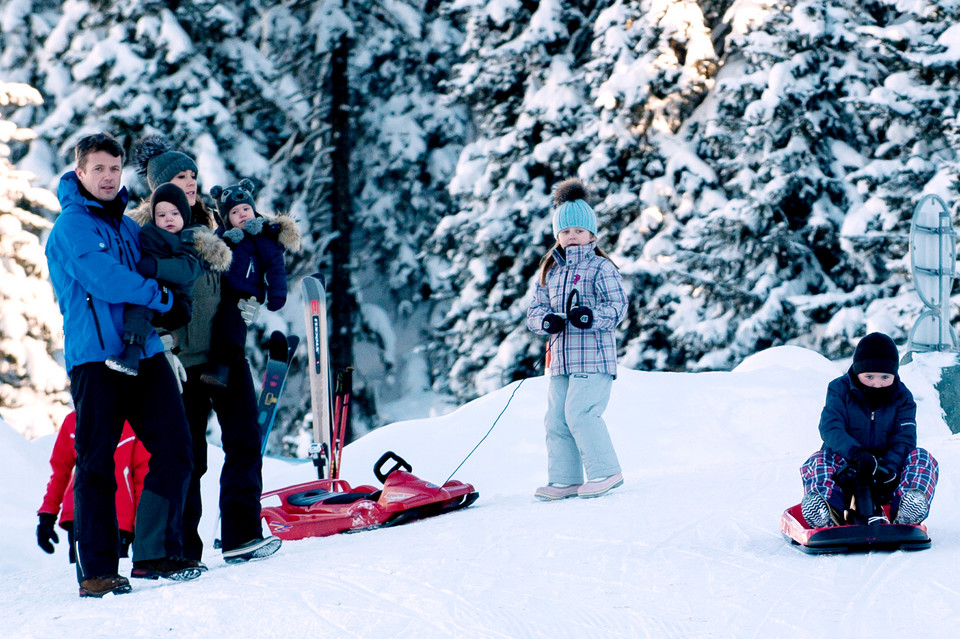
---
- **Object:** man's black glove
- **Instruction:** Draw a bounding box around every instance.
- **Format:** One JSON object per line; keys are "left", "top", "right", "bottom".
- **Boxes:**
{"left": 37, "top": 513, "right": 58, "bottom": 554}
{"left": 541, "top": 313, "right": 565, "bottom": 334}
{"left": 850, "top": 448, "right": 878, "bottom": 480}
{"left": 568, "top": 306, "right": 594, "bottom": 329}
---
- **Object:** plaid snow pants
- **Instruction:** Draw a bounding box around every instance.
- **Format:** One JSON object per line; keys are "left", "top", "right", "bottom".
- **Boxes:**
{"left": 800, "top": 448, "right": 938, "bottom": 512}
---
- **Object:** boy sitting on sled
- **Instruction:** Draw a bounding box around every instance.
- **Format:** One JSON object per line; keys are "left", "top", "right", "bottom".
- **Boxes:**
{"left": 800, "top": 332, "right": 938, "bottom": 527}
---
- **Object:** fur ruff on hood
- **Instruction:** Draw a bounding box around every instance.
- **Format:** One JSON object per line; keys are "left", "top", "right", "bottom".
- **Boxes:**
{"left": 128, "top": 200, "right": 232, "bottom": 272}
{"left": 273, "top": 211, "right": 302, "bottom": 253}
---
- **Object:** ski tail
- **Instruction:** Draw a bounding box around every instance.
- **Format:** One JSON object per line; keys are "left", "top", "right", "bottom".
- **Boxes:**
{"left": 302, "top": 273, "right": 333, "bottom": 478}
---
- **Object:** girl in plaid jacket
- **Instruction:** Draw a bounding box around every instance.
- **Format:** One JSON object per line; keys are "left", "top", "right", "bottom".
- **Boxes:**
{"left": 800, "top": 332, "right": 939, "bottom": 528}
{"left": 527, "top": 178, "right": 627, "bottom": 501}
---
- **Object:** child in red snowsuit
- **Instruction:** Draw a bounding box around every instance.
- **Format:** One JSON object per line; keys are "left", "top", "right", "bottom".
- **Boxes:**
{"left": 37, "top": 412, "right": 150, "bottom": 562}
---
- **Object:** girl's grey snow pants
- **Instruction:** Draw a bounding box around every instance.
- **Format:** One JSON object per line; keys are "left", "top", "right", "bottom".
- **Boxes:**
{"left": 544, "top": 372, "right": 621, "bottom": 485}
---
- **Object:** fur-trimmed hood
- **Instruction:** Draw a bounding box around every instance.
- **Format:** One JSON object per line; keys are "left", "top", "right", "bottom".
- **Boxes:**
{"left": 128, "top": 200, "right": 232, "bottom": 272}
{"left": 273, "top": 212, "right": 302, "bottom": 253}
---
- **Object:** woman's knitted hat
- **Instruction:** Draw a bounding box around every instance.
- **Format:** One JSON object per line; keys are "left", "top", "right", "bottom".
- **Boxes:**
{"left": 134, "top": 136, "right": 199, "bottom": 190}
{"left": 552, "top": 178, "right": 598, "bottom": 237}
{"left": 851, "top": 332, "right": 900, "bottom": 376}
{"left": 151, "top": 183, "right": 192, "bottom": 226}
{"left": 209, "top": 179, "right": 257, "bottom": 229}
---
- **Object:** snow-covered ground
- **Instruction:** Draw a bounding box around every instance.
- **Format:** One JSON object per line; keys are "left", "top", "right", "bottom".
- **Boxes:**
{"left": 3, "top": 346, "right": 960, "bottom": 638}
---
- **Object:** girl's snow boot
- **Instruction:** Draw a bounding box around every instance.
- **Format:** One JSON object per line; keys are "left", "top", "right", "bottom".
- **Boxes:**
{"left": 534, "top": 483, "right": 581, "bottom": 501}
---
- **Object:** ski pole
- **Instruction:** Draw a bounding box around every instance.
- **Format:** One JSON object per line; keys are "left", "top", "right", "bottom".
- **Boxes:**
{"left": 332, "top": 389, "right": 343, "bottom": 478}
{"left": 334, "top": 368, "right": 352, "bottom": 479}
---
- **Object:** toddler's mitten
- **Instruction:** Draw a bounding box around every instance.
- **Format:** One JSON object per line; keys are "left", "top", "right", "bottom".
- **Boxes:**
{"left": 542, "top": 313, "right": 565, "bottom": 334}
{"left": 137, "top": 256, "right": 158, "bottom": 278}
{"left": 237, "top": 297, "right": 261, "bottom": 325}
{"left": 244, "top": 217, "right": 264, "bottom": 235}
{"left": 568, "top": 306, "right": 594, "bottom": 329}
{"left": 266, "top": 295, "right": 286, "bottom": 312}
{"left": 223, "top": 228, "right": 244, "bottom": 244}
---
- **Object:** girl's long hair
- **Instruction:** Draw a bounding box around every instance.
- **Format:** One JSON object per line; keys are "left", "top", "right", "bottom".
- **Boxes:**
{"left": 191, "top": 198, "right": 215, "bottom": 229}
{"left": 537, "top": 238, "right": 617, "bottom": 286}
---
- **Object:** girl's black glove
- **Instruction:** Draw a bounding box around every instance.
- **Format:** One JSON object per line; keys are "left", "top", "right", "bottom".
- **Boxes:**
{"left": 37, "top": 513, "right": 58, "bottom": 554}
{"left": 568, "top": 306, "right": 594, "bottom": 329}
{"left": 542, "top": 313, "right": 565, "bottom": 334}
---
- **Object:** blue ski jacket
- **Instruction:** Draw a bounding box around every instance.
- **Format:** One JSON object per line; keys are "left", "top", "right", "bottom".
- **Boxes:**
{"left": 45, "top": 171, "right": 172, "bottom": 373}
{"left": 818, "top": 372, "right": 917, "bottom": 472}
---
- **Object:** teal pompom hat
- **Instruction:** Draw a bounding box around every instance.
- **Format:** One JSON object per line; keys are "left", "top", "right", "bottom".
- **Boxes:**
{"left": 552, "top": 178, "right": 597, "bottom": 236}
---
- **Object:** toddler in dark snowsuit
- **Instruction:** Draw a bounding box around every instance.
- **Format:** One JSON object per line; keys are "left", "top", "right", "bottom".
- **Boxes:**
{"left": 799, "top": 332, "right": 939, "bottom": 528}
{"left": 106, "top": 183, "right": 201, "bottom": 375}
{"left": 201, "top": 179, "right": 289, "bottom": 387}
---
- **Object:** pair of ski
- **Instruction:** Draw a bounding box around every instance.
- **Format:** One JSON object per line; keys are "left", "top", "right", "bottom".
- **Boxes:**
{"left": 256, "top": 273, "right": 350, "bottom": 478}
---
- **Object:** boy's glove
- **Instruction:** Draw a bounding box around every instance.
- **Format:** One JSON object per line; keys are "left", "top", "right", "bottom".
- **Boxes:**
{"left": 567, "top": 306, "right": 594, "bottom": 329}
{"left": 37, "top": 513, "right": 58, "bottom": 554}
{"left": 541, "top": 313, "right": 565, "bottom": 334}
{"left": 244, "top": 217, "right": 264, "bottom": 235}
{"left": 849, "top": 448, "right": 878, "bottom": 480}
{"left": 875, "top": 460, "right": 899, "bottom": 489}
{"left": 237, "top": 297, "right": 261, "bottom": 325}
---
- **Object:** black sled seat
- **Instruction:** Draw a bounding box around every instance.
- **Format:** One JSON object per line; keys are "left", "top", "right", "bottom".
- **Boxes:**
{"left": 286, "top": 488, "right": 380, "bottom": 507}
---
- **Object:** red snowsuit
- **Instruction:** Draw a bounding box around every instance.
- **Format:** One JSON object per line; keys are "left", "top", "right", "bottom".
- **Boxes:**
{"left": 38, "top": 412, "right": 150, "bottom": 533}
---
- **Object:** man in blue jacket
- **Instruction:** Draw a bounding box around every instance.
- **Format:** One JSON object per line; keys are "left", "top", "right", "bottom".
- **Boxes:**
{"left": 45, "top": 133, "right": 205, "bottom": 597}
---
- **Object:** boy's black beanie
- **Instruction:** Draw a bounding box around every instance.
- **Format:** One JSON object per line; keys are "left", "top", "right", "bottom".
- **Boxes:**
{"left": 851, "top": 332, "right": 899, "bottom": 376}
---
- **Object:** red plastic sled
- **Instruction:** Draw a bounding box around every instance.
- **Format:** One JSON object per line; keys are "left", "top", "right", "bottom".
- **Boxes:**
{"left": 780, "top": 503, "right": 930, "bottom": 554}
{"left": 261, "top": 452, "right": 479, "bottom": 540}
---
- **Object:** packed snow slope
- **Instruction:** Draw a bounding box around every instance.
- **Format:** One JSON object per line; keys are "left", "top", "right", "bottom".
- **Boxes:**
{"left": 3, "top": 346, "right": 960, "bottom": 638}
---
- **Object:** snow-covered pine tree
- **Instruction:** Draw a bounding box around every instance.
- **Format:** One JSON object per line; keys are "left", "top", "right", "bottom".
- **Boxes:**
{"left": 0, "top": 81, "right": 71, "bottom": 438}
{"left": 429, "top": 0, "right": 719, "bottom": 398}
{"left": 430, "top": 0, "right": 959, "bottom": 405}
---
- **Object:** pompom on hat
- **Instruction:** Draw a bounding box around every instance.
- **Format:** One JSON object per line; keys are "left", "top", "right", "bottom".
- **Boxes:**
{"left": 134, "top": 136, "right": 199, "bottom": 190}
{"left": 851, "top": 332, "right": 900, "bottom": 376}
{"left": 551, "top": 178, "right": 598, "bottom": 237}
{"left": 209, "top": 178, "right": 257, "bottom": 229}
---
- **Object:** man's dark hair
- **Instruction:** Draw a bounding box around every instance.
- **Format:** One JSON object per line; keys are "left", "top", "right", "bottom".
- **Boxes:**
{"left": 75, "top": 132, "right": 125, "bottom": 168}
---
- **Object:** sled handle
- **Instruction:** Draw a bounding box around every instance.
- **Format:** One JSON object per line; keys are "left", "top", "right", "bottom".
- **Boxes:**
{"left": 374, "top": 451, "right": 413, "bottom": 484}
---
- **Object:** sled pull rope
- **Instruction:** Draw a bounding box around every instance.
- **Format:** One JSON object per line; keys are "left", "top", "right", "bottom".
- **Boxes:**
{"left": 443, "top": 332, "right": 560, "bottom": 485}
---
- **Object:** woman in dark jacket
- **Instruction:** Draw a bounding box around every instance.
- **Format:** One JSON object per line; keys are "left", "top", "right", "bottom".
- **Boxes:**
{"left": 799, "top": 333, "right": 939, "bottom": 528}
{"left": 133, "top": 137, "right": 284, "bottom": 562}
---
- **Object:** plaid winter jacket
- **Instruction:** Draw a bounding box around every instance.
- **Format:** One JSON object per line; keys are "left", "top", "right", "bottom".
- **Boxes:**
{"left": 527, "top": 243, "right": 627, "bottom": 377}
